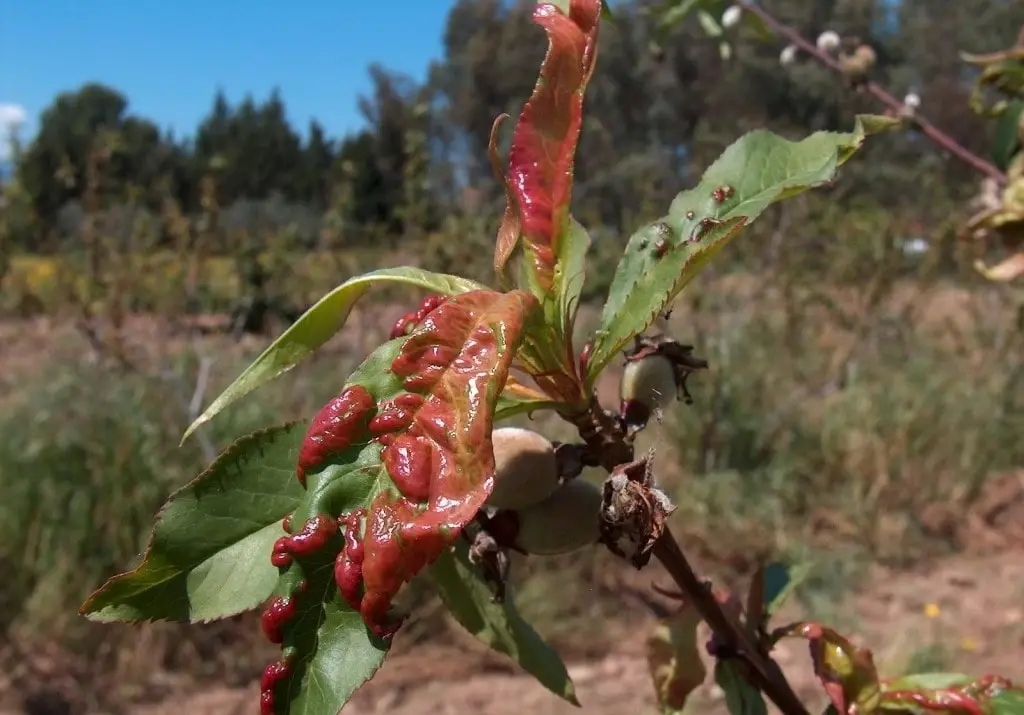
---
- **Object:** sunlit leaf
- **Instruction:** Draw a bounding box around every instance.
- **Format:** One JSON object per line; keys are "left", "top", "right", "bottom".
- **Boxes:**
{"left": 494, "top": 0, "right": 601, "bottom": 296}
{"left": 261, "top": 288, "right": 536, "bottom": 715}
{"left": 80, "top": 424, "right": 305, "bottom": 623}
{"left": 586, "top": 114, "right": 900, "bottom": 383}
{"left": 779, "top": 622, "right": 881, "bottom": 715}
{"left": 182, "top": 267, "right": 485, "bottom": 443}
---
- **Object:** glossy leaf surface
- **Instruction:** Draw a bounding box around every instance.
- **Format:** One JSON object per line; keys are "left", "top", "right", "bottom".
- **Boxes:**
{"left": 182, "top": 267, "right": 485, "bottom": 443}
{"left": 80, "top": 424, "right": 306, "bottom": 623}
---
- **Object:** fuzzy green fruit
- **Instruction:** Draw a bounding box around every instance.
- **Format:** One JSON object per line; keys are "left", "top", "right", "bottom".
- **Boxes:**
{"left": 620, "top": 353, "right": 678, "bottom": 413}
{"left": 484, "top": 427, "right": 561, "bottom": 510}
{"left": 513, "top": 478, "right": 603, "bottom": 556}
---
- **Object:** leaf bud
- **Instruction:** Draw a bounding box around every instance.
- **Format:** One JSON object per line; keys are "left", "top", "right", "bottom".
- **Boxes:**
{"left": 816, "top": 30, "right": 841, "bottom": 54}
{"left": 722, "top": 5, "right": 742, "bottom": 29}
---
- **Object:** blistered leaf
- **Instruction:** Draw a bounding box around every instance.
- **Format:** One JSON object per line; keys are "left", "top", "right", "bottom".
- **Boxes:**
{"left": 263, "top": 462, "right": 392, "bottom": 715}
{"left": 879, "top": 673, "right": 1021, "bottom": 715}
{"left": 780, "top": 623, "right": 881, "bottom": 715}
{"left": 263, "top": 289, "right": 536, "bottom": 715}
{"left": 586, "top": 114, "right": 899, "bottom": 383}
{"left": 647, "top": 601, "right": 707, "bottom": 714}
{"left": 430, "top": 543, "right": 578, "bottom": 705}
{"left": 716, "top": 660, "right": 768, "bottom": 715}
{"left": 182, "top": 267, "right": 485, "bottom": 443}
{"left": 494, "top": 0, "right": 601, "bottom": 295}
{"left": 80, "top": 424, "right": 306, "bottom": 623}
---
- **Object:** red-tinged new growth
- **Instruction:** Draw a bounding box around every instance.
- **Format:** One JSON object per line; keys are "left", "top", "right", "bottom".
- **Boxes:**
{"left": 334, "top": 509, "right": 367, "bottom": 612}
{"left": 882, "top": 675, "right": 1015, "bottom": 715}
{"left": 260, "top": 657, "right": 293, "bottom": 715}
{"left": 494, "top": 0, "right": 601, "bottom": 288}
{"left": 270, "top": 515, "right": 338, "bottom": 568}
{"left": 296, "top": 386, "right": 376, "bottom": 487}
{"left": 389, "top": 294, "right": 448, "bottom": 340}
{"left": 355, "top": 290, "right": 535, "bottom": 637}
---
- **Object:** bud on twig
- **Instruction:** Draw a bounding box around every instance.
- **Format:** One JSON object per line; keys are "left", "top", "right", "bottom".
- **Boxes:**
{"left": 722, "top": 5, "right": 742, "bottom": 29}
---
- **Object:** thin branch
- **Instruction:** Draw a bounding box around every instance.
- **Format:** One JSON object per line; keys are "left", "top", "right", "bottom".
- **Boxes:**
{"left": 737, "top": 0, "right": 1008, "bottom": 185}
{"left": 652, "top": 529, "right": 810, "bottom": 715}
{"left": 575, "top": 396, "right": 810, "bottom": 715}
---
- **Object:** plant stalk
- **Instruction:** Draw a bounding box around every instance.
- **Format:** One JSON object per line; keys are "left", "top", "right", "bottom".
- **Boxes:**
{"left": 737, "top": 0, "right": 1008, "bottom": 186}
{"left": 653, "top": 529, "right": 810, "bottom": 715}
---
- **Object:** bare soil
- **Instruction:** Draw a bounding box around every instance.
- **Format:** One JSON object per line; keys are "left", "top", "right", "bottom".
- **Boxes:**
{"left": 1, "top": 301, "right": 1021, "bottom": 715}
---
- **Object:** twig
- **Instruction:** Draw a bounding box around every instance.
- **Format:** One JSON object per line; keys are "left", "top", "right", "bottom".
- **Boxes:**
{"left": 575, "top": 395, "right": 810, "bottom": 715}
{"left": 737, "top": 0, "right": 1008, "bottom": 185}
{"left": 653, "top": 528, "right": 810, "bottom": 715}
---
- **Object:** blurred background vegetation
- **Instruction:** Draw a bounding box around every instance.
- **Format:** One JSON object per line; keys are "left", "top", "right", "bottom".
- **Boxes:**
{"left": 1, "top": 0, "right": 1023, "bottom": 711}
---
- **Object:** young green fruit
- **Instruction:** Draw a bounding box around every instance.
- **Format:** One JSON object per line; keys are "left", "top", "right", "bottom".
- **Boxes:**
{"left": 484, "top": 427, "right": 561, "bottom": 510}
{"left": 620, "top": 353, "right": 678, "bottom": 427}
{"left": 512, "top": 478, "right": 603, "bottom": 556}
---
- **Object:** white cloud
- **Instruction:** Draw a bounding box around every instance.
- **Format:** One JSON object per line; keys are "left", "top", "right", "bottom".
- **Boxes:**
{"left": 0, "top": 102, "right": 27, "bottom": 163}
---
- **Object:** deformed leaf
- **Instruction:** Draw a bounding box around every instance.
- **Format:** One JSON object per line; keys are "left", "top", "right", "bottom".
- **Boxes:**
{"left": 430, "top": 542, "right": 578, "bottom": 705}
{"left": 494, "top": 0, "right": 601, "bottom": 295}
{"left": 878, "top": 673, "right": 1022, "bottom": 715}
{"left": 262, "top": 288, "right": 537, "bottom": 715}
{"left": 264, "top": 461, "right": 392, "bottom": 715}
{"left": 80, "top": 423, "right": 306, "bottom": 623}
{"left": 182, "top": 267, "right": 485, "bottom": 443}
{"left": 647, "top": 601, "right": 707, "bottom": 714}
{"left": 779, "top": 622, "right": 881, "bottom": 715}
{"left": 586, "top": 114, "right": 900, "bottom": 383}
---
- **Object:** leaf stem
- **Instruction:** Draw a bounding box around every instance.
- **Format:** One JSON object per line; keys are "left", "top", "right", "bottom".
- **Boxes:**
{"left": 737, "top": 0, "right": 1008, "bottom": 185}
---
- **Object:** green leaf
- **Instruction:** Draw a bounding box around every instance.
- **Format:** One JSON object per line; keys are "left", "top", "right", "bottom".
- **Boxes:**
{"left": 884, "top": 673, "right": 975, "bottom": 692}
{"left": 586, "top": 114, "right": 899, "bottom": 382}
{"left": 715, "top": 660, "right": 768, "bottom": 715}
{"left": 552, "top": 215, "right": 590, "bottom": 349}
{"left": 764, "top": 561, "right": 811, "bottom": 616}
{"left": 181, "top": 267, "right": 485, "bottom": 443}
{"left": 697, "top": 8, "right": 723, "bottom": 38}
{"left": 990, "top": 688, "right": 1024, "bottom": 715}
{"left": 495, "top": 389, "right": 564, "bottom": 422}
{"left": 430, "top": 542, "right": 578, "bottom": 705}
{"left": 80, "top": 423, "right": 306, "bottom": 623}
{"left": 647, "top": 602, "right": 707, "bottom": 714}
{"left": 992, "top": 100, "right": 1024, "bottom": 170}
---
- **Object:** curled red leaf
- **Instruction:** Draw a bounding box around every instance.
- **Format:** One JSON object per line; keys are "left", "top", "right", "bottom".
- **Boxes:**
{"left": 338, "top": 290, "right": 536, "bottom": 637}
{"left": 494, "top": 0, "right": 601, "bottom": 289}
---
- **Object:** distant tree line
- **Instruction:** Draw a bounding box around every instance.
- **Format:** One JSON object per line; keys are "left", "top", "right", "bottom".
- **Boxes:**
{"left": 5, "top": 0, "right": 1024, "bottom": 253}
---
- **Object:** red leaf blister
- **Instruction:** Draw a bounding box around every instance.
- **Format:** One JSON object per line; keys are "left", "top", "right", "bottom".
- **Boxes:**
{"left": 493, "top": 0, "right": 601, "bottom": 288}
{"left": 356, "top": 290, "right": 536, "bottom": 635}
{"left": 287, "top": 289, "right": 537, "bottom": 639}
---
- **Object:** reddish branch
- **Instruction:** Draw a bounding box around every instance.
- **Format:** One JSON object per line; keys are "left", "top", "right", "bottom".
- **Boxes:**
{"left": 736, "top": 0, "right": 1008, "bottom": 186}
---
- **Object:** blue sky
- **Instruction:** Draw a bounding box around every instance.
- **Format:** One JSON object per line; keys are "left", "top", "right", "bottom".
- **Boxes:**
{"left": 0, "top": 0, "right": 460, "bottom": 150}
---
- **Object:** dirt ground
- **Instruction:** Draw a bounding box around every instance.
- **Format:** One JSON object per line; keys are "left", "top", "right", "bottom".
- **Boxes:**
{"left": 3, "top": 550, "right": 1004, "bottom": 715}
{"left": 1, "top": 302, "right": 1021, "bottom": 715}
